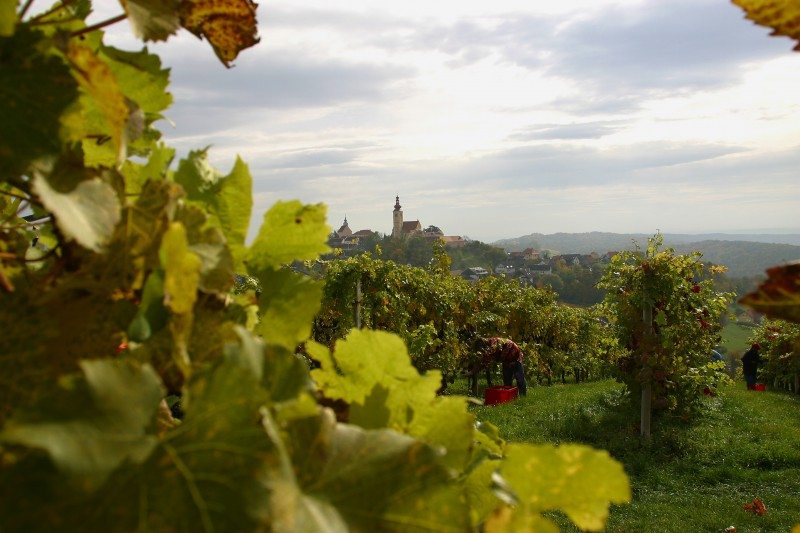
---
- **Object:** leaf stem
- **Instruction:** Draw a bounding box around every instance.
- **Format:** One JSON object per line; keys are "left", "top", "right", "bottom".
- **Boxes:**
{"left": 28, "top": 0, "right": 77, "bottom": 23}
{"left": 70, "top": 13, "right": 127, "bottom": 38}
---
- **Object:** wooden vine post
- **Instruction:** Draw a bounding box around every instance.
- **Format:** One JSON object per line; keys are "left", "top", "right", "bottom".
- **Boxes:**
{"left": 355, "top": 278, "right": 362, "bottom": 329}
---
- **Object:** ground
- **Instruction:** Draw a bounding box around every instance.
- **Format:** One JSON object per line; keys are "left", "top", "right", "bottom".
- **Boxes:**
{"left": 448, "top": 379, "right": 800, "bottom": 532}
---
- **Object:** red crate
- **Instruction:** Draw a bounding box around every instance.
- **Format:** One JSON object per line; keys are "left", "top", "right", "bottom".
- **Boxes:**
{"left": 485, "top": 386, "right": 518, "bottom": 406}
{"left": 754, "top": 383, "right": 766, "bottom": 392}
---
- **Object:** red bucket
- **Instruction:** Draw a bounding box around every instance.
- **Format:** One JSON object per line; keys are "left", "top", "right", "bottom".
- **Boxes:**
{"left": 484, "top": 386, "right": 518, "bottom": 406}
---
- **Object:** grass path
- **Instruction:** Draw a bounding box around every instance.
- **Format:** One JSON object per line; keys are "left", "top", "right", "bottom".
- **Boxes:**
{"left": 454, "top": 379, "right": 800, "bottom": 532}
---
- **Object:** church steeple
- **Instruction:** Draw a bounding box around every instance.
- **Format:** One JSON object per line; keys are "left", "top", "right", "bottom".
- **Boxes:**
{"left": 392, "top": 195, "right": 403, "bottom": 237}
{"left": 337, "top": 216, "right": 352, "bottom": 237}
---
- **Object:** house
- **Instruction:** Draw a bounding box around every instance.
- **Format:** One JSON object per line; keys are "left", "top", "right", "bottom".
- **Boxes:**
{"left": 461, "top": 267, "right": 489, "bottom": 281}
{"left": 495, "top": 265, "right": 516, "bottom": 275}
{"left": 528, "top": 263, "right": 552, "bottom": 274}
{"left": 440, "top": 235, "right": 467, "bottom": 248}
{"left": 327, "top": 217, "right": 377, "bottom": 256}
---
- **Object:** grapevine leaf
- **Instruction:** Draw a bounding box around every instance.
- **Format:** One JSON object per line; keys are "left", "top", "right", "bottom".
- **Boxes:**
{"left": 66, "top": 43, "right": 129, "bottom": 154}
{"left": 175, "top": 150, "right": 252, "bottom": 270}
{"left": 732, "top": 0, "right": 800, "bottom": 51}
{"left": 310, "top": 330, "right": 439, "bottom": 409}
{"left": 32, "top": 174, "right": 121, "bottom": 252}
{"left": 499, "top": 443, "right": 631, "bottom": 532}
{"left": 0, "top": 0, "right": 15, "bottom": 36}
{"left": 464, "top": 459, "right": 503, "bottom": 528}
{"left": 0, "top": 359, "right": 163, "bottom": 487}
{"left": 159, "top": 222, "right": 201, "bottom": 314}
{"left": 264, "top": 409, "right": 470, "bottom": 532}
{"left": 121, "top": 141, "right": 175, "bottom": 194}
{"left": 739, "top": 261, "right": 800, "bottom": 323}
{"left": 77, "top": 328, "right": 273, "bottom": 530}
{"left": 118, "top": 0, "right": 182, "bottom": 41}
{"left": 309, "top": 330, "right": 474, "bottom": 470}
{"left": 176, "top": 203, "right": 236, "bottom": 294}
{"left": 262, "top": 344, "right": 314, "bottom": 404}
{"left": 128, "top": 271, "right": 168, "bottom": 342}
{"left": 406, "top": 395, "right": 475, "bottom": 472}
{"left": 247, "top": 200, "right": 330, "bottom": 269}
{"left": 254, "top": 268, "right": 323, "bottom": 351}
{"left": 179, "top": 0, "right": 260, "bottom": 66}
{"left": 0, "top": 28, "right": 78, "bottom": 176}
{"left": 100, "top": 44, "right": 173, "bottom": 115}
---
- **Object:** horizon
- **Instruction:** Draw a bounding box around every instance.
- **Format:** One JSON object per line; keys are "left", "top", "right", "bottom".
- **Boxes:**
{"left": 96, "top": 1, "right": 800, "bottom": 242}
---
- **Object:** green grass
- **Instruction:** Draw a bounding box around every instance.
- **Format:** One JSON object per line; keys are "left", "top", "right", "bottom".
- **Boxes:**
{"left": 722, "top": 322, "right": 754, "bottom": 357}
{"left": 452, "top": 379, "right": 800, "bottom": 532}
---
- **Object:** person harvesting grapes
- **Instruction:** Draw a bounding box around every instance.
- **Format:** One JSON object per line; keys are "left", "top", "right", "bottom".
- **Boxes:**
{"left": 481, "top": 337, "right": 528, "bottom": 395}
{"left": 741, "top": 343, "right": 762, "bottom": 390}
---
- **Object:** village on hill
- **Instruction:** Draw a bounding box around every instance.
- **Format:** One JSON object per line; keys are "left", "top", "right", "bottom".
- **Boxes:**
{"left": 326, "top": 196, "right": 616, "bottom": 285}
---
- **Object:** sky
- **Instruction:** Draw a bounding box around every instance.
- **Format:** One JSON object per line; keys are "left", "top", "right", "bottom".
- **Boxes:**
{"left": 98, "top": 0, "right": 800, "bottom": 242}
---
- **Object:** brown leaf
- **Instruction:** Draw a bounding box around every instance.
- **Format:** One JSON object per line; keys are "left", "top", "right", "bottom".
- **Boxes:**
{"left": 732, "top": 0, "right": 800, "bottom": 51}
{"left": 739, "top": 261, "right": 800, "bottom": 324}
{"left": 179, "top": 0, "right": 260, "bottom": 66}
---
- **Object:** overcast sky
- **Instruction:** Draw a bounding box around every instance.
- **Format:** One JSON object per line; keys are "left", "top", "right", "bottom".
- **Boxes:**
{"left": 100, "top": 0, "right": 800, "bottom": 242}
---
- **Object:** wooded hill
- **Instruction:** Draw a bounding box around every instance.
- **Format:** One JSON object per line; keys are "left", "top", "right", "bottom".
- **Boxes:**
{"left": 494, "top": 232, "right": 800, "bottom": 277}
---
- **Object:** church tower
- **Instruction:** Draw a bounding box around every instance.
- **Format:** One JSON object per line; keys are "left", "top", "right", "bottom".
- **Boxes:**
{"left": 392, "top": 195, "right": 403, "bottom": 237}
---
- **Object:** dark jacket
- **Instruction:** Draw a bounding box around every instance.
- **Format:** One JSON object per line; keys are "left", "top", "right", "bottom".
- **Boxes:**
{"left": 741, "top": 347, "right": 761, "bottom": 375}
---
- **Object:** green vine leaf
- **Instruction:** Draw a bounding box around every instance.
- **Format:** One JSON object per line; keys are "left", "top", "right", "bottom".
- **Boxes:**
{"left": 264, "top": 409, "right": 470, "bottom": 532}
{"left": 32, "top": 174, "right": 121, "bottom": 252}
{"left": 255, "top": 268, "right": 323, "bottom": 351}
{"left": 309, "top": 330, "right": 474, "bottom": 471}
{"left": 66, "top": 43, "right": 129, "bottom": 155}
{"left": 179, "top": 0, "right": 260, "bottom": 66}
{"left": 175, "top": 150, "right": 252, "bottom": 270}
{"left": 0, "top": 359, "right": 163, "bottom": 487}
{"left": 72, "top": 328, "right": 274, "bottom": 531}
{"left": 118, "top": 0, "right": 182, "bottom": 42}
{"left": 0, "top": 0, "right": 15, "bottom": 37}
{"left": 497, "top": 443, "right": 631, "bottom": 532}
{"left": 247, "top": 200, "right": 330, "bottom": 269}
{"left": 0, "top": 28, "right": 79, "bottom": 176}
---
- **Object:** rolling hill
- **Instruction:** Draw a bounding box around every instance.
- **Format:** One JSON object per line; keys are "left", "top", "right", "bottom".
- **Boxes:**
{"left": 493, "top": 232, "right": 800, "bottom": 277}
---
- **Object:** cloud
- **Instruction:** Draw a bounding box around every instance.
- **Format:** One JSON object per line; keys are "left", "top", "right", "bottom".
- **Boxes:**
{"left": 509, "top": 121, "right": 626, "bottom": 141}
{"left": 508, "top": 1, "right": 790, "bottom": 93}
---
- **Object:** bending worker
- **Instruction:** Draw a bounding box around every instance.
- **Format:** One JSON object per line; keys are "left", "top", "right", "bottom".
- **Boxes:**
{"left": 484, "top": 337, "right": 527, "bottom": 395}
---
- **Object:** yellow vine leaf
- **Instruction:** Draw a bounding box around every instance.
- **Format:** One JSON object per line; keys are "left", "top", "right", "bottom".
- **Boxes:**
{"left": 66, "top": 44, "right": 128, "bottom": 153}
{"left": 180, "top": 0, "right": 260, "bottom": 66}
{"left": 732, "top": 0, "right": 800, "bottom": 51}
{"left": 159, "top": 222, "right": 202, "bottom": 315}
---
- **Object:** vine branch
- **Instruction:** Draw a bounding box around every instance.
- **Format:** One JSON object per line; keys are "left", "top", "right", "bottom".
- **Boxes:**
{"left": 70, "top": 13, "right": 127, "bottom": 38}
{"left": 28, "top": 0, "right": 77, "bottom": 23}
{"left": 18, "top": 0, "right": 36, "bottom": 19}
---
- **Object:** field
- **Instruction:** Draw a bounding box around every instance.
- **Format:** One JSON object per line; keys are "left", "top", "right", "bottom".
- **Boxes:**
{"left": 449, "top": 379, "right": 800, "bottom": 532}
{"left": 722, "top": 322, "right": 755, "bottom": 357}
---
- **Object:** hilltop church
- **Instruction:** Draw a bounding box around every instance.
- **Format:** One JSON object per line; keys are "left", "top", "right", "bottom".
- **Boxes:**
{"left": 328, "top": 196, "right": 467, "bottom": 252}
{"left": 391, "top": 196, "right": 466, "bottom": 247}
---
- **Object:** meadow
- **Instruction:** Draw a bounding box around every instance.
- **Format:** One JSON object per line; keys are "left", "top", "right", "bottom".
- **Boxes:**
{"left": 448, "top": 379, "right": 800, "bottom": 532}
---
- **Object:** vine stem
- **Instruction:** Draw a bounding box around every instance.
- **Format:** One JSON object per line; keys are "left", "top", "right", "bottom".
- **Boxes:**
{"left": 18, "top": 0, "right": 35, "bottom": 19}
{"left": 28, "top": 0, "right": 77, "bottom": 23}
{"left": 70, "top": 13, "right": 127, "bottom": 38}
